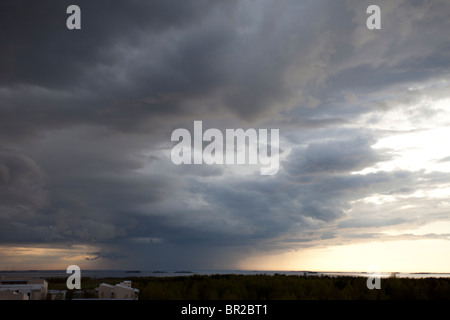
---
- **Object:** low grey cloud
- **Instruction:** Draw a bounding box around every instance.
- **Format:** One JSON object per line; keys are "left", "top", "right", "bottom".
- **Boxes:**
{"left": 286, "top": 136, "right": 384, "bottom": 175}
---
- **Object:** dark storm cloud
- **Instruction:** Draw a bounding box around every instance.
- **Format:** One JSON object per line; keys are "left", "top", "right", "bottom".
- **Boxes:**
{"left": 1, "top": 0, "right": 450, "bottom": 268}
{"left": 0, "top": 0, "right": 221, "bottom": 87}
{"left": 0, "top": 147, "right": 47, "bottom": 208}
{"left": 2, "top": 0, "right": 448, "bottom": 141}
{"left": 0, "top": 0, "right": 355, "bottom": 140}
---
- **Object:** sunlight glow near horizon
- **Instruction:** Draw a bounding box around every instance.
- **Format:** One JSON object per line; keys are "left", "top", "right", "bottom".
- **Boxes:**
{"left": 238, "top": 239, "right": 450, "bottom": 273}
{"left": 0, "top": 245, "right": 100, "bottom": 270}
{"left": 271, "top": 95, "right": 450, "bottom": 274}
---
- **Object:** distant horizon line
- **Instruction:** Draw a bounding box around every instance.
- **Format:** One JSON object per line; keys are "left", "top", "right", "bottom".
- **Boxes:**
{"left": 1, "top": 269, "right": 450, "bottom": 274}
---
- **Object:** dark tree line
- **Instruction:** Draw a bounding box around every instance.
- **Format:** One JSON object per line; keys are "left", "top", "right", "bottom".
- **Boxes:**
{"left": 127, "top": 274, "right": 450, "bottom": 300}
{"left": 45, "top": 274, "right": 450, "bottom": 300}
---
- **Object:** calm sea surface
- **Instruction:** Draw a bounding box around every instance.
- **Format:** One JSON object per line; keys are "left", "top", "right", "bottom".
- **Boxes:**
{"left": 1, "top": 269, "right": 450, "bottom": 279}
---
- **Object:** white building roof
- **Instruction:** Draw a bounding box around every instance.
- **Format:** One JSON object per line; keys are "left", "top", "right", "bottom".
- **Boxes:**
{"left": 0, "top": 284, "right": 44, "bottom": 292}
{"left": 99, "top": 283, "right": 114, "bottom": 288}
{"left": 114, "top": 283, "right": 139, "bottom": 291}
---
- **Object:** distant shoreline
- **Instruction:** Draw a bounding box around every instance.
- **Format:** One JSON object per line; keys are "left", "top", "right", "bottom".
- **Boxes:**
{"left": 2, "top": 269, "right": 450, "bottom": 279}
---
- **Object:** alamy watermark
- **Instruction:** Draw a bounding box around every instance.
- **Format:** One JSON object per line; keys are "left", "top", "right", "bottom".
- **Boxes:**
{"left": 366, "top": 5, "right": 381, "bottom": 30}
{"left": 66, "top": 265, "right": 81, "bottom": 289}
{"left": 366, "top": 266, "right": 381, "bottom": 290}
{"left": 171, "top": 121, "right": 279, "bottom": 175}
{"left": 66, "top": 5, "right": 81, "bottom": 30}
{"left": 66, "top": 4, "right": 380, "bottom": 31}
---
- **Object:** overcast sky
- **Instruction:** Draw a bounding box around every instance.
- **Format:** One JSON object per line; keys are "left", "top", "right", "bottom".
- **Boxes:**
{"left": 1, "top": 0, "right": 450, "bottom": 272}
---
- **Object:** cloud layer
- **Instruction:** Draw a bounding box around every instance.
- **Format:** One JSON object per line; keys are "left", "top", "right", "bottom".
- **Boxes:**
{"left": 1, "top": 0, "right": 450, "bottom": 270}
